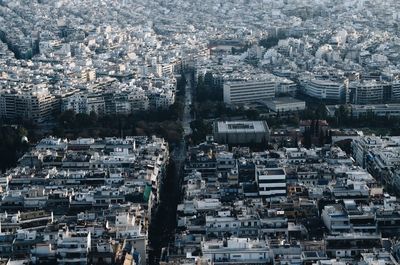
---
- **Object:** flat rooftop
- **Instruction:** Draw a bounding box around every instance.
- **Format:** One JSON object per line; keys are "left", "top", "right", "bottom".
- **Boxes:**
{"left": 265, "top": 169, "right": 285, "bottom": 175}
{"left": 266, "top": 97, "right": 305, "bottom": 105}
{"left": 258, "top": 168, "right": 285, "bottom": 175}
{"left": 215, "top": 121, "right": 269, "bottom": 133}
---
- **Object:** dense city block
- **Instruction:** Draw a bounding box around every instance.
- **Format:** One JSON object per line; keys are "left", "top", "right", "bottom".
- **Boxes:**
{"left": 3, "top": 0, "right": 400, "bottom": 265}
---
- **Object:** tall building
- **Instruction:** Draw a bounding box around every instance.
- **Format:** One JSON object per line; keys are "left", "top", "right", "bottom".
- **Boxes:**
{"left": 391, "top": 80, "right": 400, "bottom": 101}
{"left": 256, "top": 167, "right": 286, "bottom": 200}
{"left": 223, "top": 80, "right": 275, "bottom": 104}
{"left": 0, "top": 87, "right": 58, "bottom": 123}
{"left": 350, "top": 81, "right": 385, "bottom": 104}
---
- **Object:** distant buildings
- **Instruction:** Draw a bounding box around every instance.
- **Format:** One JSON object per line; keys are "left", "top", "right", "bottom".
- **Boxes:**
{"left": 326, "top": 104, "right": 400, "bottom": 118}
{"left": 0, "top": 79, "right": 176, "bottom": 122}
{"left": 5, "top": 0, "right": 400, "bottom": 264}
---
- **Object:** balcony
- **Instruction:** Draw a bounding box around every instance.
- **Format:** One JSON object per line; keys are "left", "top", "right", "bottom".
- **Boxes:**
{"left": 331, "top": 224, "right": 351, "bottom": 230}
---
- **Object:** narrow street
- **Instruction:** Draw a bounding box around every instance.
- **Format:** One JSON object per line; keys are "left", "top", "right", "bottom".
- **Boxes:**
{"left": 182, "top": 73, "right": 193, "bottom": 137}
{"left": 172, "top": 73, "right": 194, "bottom": 165}
{"left": 148, "top": 72, "right": 193, "bottom": 265}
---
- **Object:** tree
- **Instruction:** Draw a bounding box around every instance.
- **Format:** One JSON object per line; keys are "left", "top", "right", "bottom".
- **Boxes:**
{"left": 204, "top": 72, "right": 214, "bottom": 87}
{"left": 316, "top": 103, "right": 327, "bottom": 119}
{"left": 335, "top": 105, "right": 349, "bottom": 126}
{"left": 245, "top": 109, "right": 260, "bottom": 120}
{"left": 303, "top": 127, "right": 312, "bottom": 148}
{"left": 58, "top": 110, "right": 76, "bottom": 127}
{"left": 89, "top": 111, "right": 98, "bottom": 125}
{"left": 176, "top": 74, "right": 187, "bottom": 97}
{"left": 0, "top": 125, "right": 30, "bottom": 172}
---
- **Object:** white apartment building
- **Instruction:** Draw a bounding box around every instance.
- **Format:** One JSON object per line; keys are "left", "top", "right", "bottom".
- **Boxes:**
{"left": 62, "top": 93, "right": 105, "bottom": 115}
{"left": 256, "top": 167, "right": 286, "bottom": 200}
{"left": 392, "top": 80, "right": 400, "bottom": 101}
{"left": 304, "top": 79, "right": 347, "bottom": 102}
{"left": 62, "top": 90, "right": 150, "bottom": 115}
{"left": 147, "top": 90, "right": 175, "bottom": 109}
{"left": 321, "top": 205, "right": 351, "bottom": 234}
{"left": 276, "top": 80, "right": 298, "bottom": 95}
{"left": 0, "top": 87, "right": 58, "bottom": 123}
{"left": 111, "top": 212, "right": 147, "bottom": 265}
{"left": 128, "top": 91, "right": 149, "bottom": 111}
{"left": 114, "top": 100, "right": 132, "bottom": 115}
{"left": 223, "top": 80, "right": 276, "bottom": 104}
{"left": 350, "top": 81, "right": 385, "bottom": 104}
{"left": 57, "top": 230, "right": 91, "bottom": 265}
{"left": 201, "top": 237, "right": 271, "bottom": 264}
{"left": 352, "top": 136, "right": 384, "bottom": 168}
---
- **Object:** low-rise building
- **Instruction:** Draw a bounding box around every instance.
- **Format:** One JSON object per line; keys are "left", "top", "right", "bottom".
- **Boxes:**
{"left": 265, "top": 97, "right": 306, "bottom": 112}
{"left": 213, "top": 121, "right": 270, "bottom": 145}
{"left": 201, "top": 237, "right": 271, "bottom": 265}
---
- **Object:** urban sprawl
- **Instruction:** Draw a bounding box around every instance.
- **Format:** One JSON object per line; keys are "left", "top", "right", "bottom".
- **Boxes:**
{"left": 2, "top": 1, "right": 400, "bottom": 265}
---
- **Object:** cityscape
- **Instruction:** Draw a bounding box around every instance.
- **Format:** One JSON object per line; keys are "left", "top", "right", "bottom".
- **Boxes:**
{"left": 3, "top": 0, "right": 400, "bottom": 265}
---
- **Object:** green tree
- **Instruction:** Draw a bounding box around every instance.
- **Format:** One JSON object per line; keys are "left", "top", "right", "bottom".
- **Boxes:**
{"left": 59, "top": 110, "right": 76, "bottom": 127}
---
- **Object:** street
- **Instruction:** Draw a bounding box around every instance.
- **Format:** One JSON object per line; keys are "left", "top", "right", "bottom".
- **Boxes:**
{"left": 148, "top": 72, "right": 194, "bottom": 265}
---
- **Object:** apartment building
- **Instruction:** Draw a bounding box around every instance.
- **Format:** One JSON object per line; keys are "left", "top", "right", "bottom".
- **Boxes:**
{"left": 321, "top": 205, "right": 351, "bottom": 235}
{"left": 0, "top": 87, "right": 58, "bottom": 123}
{"left": 304, "top": 79, "right": 347, "bottom": 103}
{"left": 223, "top": 80, "right": 276, "bottom": 104}
{"left": 350, "top": 80, "right": 389, "bottom": 104}
{"left": 256, "top": 167, "right": 287, "bottom": 200}
{"left": 351, "top": 136, "right": 384, "bottom": 168}
{"left": 201, "top": 237, "right": 271, "bottom": 265}
{"left": 61, "top": 93, "right": 106, "bottom": 115}
{"left": 57, "top": 231, "right": 91, "bottom": 265}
